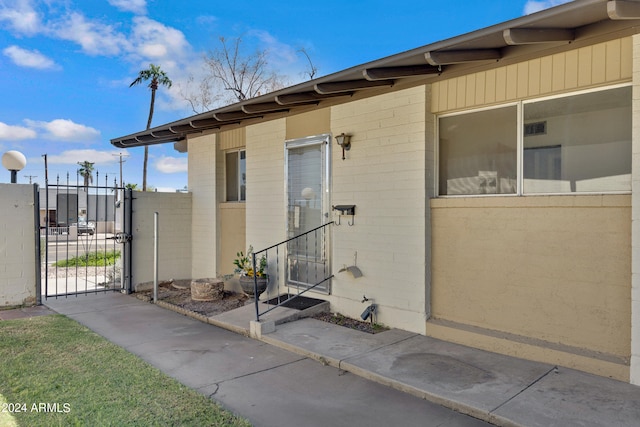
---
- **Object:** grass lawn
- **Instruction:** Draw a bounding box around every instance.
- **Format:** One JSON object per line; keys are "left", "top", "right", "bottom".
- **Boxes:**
{"left": 0, "top": 315, "right": 250, "bottom": 427}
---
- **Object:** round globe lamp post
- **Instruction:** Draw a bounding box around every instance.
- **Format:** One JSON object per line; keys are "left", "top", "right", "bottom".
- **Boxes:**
{"left": 2, "top": 150, "right": 27, "bottom": 183}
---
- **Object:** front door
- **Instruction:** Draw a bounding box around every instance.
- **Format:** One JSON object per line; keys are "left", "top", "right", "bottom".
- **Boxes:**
{"left": 285, "top": 135, "right": 331, "bottom": 293}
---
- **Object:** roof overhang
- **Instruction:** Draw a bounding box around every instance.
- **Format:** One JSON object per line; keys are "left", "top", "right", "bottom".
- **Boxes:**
{"left": 111, "top": 0, "right": 640, "bottom": 148}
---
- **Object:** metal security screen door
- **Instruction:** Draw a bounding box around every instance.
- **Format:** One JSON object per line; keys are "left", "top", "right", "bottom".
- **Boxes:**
{"left": 286, "top": 135, "right": 331, "bottom": 293}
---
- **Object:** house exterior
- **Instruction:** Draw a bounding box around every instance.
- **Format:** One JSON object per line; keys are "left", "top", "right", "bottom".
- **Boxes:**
{"left": 112, "top": 0, "right": 640, "bottom": 385}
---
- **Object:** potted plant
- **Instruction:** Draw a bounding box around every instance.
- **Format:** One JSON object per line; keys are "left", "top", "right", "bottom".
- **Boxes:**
{"left": 233, "top": 246, "right": 268, "bottom": 297}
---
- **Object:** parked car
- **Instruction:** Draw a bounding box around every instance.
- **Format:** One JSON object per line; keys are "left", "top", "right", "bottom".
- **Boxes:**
{"left": 73, "top": 221, "right": 96, "bottom": 235}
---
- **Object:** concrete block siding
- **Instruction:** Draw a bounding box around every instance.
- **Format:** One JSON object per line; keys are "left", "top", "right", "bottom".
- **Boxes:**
{"left": 0, "top": 184, "right": 37, "bottom": 307}
{"left": 131, "top": 191, "right": 192, "bottom": 286}
{"left": 188, "top": 133, "right": 217, "bottom": 279}
{"left": 329, "top": 86, "right": 428, "bottom": 334}
{"left": 245, "top": 119, "right": 286, "bottom": 251}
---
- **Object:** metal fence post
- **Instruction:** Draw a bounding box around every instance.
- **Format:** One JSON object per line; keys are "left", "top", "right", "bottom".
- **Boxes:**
{"left": 153, "top": 212, "right": 159, "bottom": 303}
{"left": 252, "top": 252, "right": 259, "bottom": 321}
{"left": 33, "top": 183, "right": 41, "bottom": 305}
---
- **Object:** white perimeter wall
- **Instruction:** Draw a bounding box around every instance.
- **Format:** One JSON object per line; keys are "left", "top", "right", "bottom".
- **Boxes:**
{"left": 0, "top": 184, "right": 37, "bottom": 307}
{"left": 131, "top": 191, "right": 192, "bottom": 286}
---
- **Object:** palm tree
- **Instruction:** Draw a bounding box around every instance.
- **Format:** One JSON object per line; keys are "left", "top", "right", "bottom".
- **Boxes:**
{"left": 77, "top": 161, "right": 94, "bottom": 188}
{"left": 130, "top": 64, "right": 172, "bottom": 191}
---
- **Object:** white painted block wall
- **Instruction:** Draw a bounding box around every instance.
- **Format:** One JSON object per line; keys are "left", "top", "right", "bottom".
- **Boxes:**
{"left": 245, "top": 119, "right": 287, "bottom": 250}
{"left": 329, "top": 86, "right": 429, "bottom": 334}
{"left": 130, "top": 191, "right": 192, "bottom": 286}
{"left": 188, "top": 133, "right": 218, "bottom": 279}
{"left": 0, "top": 184, "right": 37, "bottom": 306}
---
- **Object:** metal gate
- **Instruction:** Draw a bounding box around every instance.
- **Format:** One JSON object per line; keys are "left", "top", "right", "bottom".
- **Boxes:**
{"left": 41, "top": 174, "right": 133, "bottom": 299}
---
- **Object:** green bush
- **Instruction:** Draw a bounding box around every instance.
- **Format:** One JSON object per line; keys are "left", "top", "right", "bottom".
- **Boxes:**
{"left": 53, "top": 250, "right": 121, "bottom": 268}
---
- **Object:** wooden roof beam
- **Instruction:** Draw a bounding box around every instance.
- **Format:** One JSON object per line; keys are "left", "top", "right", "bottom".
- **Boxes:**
{"left": 190, "top": 118, "right": 221, "bottom": 128}
{"left": 241, "top": 102, "right": 290, "bottom": 114}
{"left": 363, "top": 65, "right": 442, "bottom": 80}
{"left": 503, "top": 28, "right": 575, "bottom": 45}
{"left": 425, "top": 49, "right": 501, "bottom": 65}
{"left": 314, "top": 79, "right": 394, "bottom": 94}
{"left": 275, "top": 91, "right": 350, "bottom": 105}
{"left": 212, "top": 111, "right": 262, "bottom": 122}
{"left": 608, "top": 0, "right": 640, "bottom": 19}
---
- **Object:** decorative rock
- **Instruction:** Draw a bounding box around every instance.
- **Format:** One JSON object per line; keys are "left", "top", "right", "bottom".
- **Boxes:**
{"left": 190, "top": 278, "right": 224, "bottom": 301}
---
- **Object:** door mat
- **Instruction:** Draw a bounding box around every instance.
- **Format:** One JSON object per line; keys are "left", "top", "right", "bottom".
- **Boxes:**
{"left": 263, "top": 294, "right": 326, "bottom": 311}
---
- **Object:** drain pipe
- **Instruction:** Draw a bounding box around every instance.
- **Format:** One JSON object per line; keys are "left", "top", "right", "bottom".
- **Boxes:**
{"left": 153, "top": 212, "right": 159, "bottom": 303}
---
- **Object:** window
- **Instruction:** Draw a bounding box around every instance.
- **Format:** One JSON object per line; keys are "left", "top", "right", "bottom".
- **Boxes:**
{"left": 523, "top": 86, "right": 631, "bottom": 193}
{"left": 439, "top": 105, "right": 517, "bottom": 195}
{"left": 438, "top": 85, "right": 631, "bottom": 196}
{"left": 225, "top": 150, "right": 246, "bottom": 202}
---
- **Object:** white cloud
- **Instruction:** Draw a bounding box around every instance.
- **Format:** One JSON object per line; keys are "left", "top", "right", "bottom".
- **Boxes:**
{"left": 140, "top": 43, "right": 167, "bottom": 58}
{"left": 53, "top": 12, "right": 130, "bottom": 56}
{"left": 0, "top": 121, "right": 37, "bottom": 140}
{"left": 0, "top": 0, "right": 41, "bottom": 36}
{"left": 523, "top": 0, "right": 572, "bottom": 15}
{"left": 23, "top": 119, "right": 100, "bottom": 142}
{"left": 130, "top": 16, "right": 190, "bottom": 63}
{"left": 196, "top": 15, "right": 217, "bottom": 26}
{"left": 155, "top": 156, "right": 187, "bottom": 173}
{"left": 250, "top": 29, "right": 298, "bottom": 65}
{"left": 3, "top": 45, "right": 58, "bottom": 69}
{"left": 108, "top": 0, "right": 147, "bottom": 15}
{"left": 47, "top": 149, "right": 128, "bottom": 165}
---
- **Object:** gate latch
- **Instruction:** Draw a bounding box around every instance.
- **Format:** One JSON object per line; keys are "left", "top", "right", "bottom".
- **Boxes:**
{"left": 114, "top": 233, "right": 132, "bottom": 244}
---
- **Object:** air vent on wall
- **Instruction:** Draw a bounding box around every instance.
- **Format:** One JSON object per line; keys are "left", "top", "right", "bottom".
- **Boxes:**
{"left": 524, "top": 121, "right": 546, "bottom": 136}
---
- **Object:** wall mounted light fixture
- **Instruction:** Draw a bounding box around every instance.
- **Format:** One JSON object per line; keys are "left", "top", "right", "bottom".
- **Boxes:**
{"left": 335, "top": 133, "right": 352, "bottom": 160}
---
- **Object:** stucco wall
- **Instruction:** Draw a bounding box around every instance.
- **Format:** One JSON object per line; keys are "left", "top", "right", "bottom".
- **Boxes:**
{"left": 0, "top": 184, "right": 37, "bottom": 307}
{"left": 131, "top": 191, "right": 192, "bottom": 286}
{"left": 430, "top": 195, "right": 631, "bottom": 380}
{"left": 329, "top": 86, "right": 429, "bottom": 333}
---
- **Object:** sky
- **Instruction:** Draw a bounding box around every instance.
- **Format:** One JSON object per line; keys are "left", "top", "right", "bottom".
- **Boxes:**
{"left": 0, "top": 0, "right": 571, "bottom": 191}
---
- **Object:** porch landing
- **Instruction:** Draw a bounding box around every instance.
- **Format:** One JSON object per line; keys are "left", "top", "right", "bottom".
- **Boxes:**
{"left": 208, "top": 297, "right": 330, "bottom": 335}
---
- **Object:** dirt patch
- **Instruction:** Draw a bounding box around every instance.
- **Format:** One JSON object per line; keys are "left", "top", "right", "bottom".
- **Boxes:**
{"left": 311, "top": 312, "right": 388, "bottom": 334}
{"left": 135, "top": 283, "right": 249, "bottom": 317}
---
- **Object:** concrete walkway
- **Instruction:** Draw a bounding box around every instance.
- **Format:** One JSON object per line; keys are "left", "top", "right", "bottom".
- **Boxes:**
{"left": 37, "top": 292, "right": 640, "bottom": 426}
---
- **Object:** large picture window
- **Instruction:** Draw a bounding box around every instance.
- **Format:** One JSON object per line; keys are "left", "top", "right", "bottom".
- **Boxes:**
{"left": 439, "top": 106, "right": 517, "bottom": 195}
{"left": 225, "top": 150, "right": 246, "bottom": 202}
{"left": 523, "top": 86, "right": 631, "bottom": 193}
{"left": 438, "top": 85, "right": 631, "bottom": 196}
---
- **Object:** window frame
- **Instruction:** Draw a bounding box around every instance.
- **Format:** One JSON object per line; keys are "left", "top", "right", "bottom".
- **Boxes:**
{"left": 225, "top": 148, "right": 246, "bottom": 202}
{"left": 435, "top": 83, "right": 632, "bottom": 197}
